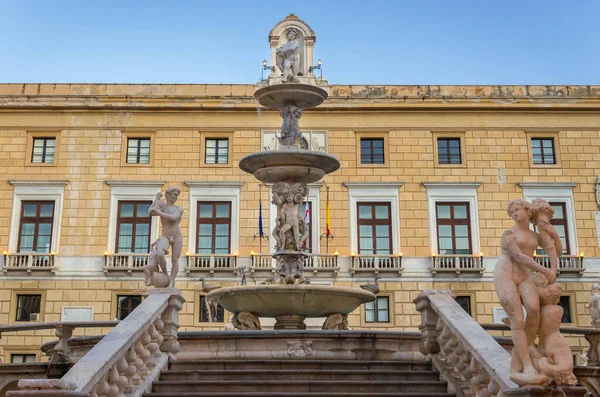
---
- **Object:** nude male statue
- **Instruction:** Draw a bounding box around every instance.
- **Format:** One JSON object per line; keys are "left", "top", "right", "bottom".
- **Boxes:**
{"left": 276, "top": 28, "right": 301, "bottom": 82}
{"left": 142, "top": 187, "right": 183, "bottom": 288}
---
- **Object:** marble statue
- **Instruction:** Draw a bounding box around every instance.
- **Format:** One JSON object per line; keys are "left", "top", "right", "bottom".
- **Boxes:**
{"left": 322, "top": 314, "right": 349, "bottom": 330}
{"left": 530, "top": 199, "right": 562, "bottom": 274}
{"left": 494, "top": 199, "right": 558, "bottom": 386}
{"left": 279, "top": 105, "right": 303, "bottom": 147}
{"left": 232, "top": 311, "right": 261, "bottom": 330}
{"left": 586, "top": 283, "right": 600, "bottom": 328}
{"left": 276, "top": 28, "right": 301, "bottom": 82}
{"left": 142, "top": 188, "right": 183, "bottom": 288}
{"left": 272, "top": 182, "right": 308, "bottom": 251}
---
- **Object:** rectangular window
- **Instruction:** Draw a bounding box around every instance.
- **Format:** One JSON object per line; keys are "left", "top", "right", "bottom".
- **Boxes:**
{"left": 558, "top": 296, "right": 571, "bottom": 323}
{"left": 126, "top": 138, "right": 151, "bottom": 164}
{"left": 116, "top": 295, "right": 142, "bottom": 320}
{"left": 455, "top": 296, "right": 472, "bottom": 316}
{"left": 300, "top": 202, "right": 312, "bottom": 253}
{"left": 197, "top": 202, "right": 231, "bottom": 254}
{"left": 18, "top": 201, "right": 54, "bottom": 253}
{"left": 360, "top": 138, "right": 385, "bottom": 164}
{"left": 31, "top": 138, "right": 56, "bottom": 164}
{"left": 437, "top": 138, "right": 461, "bottom": 165}
{"left": 365, "top": 296, "right": 390, "bottom": 323}
{"left": 200, "top": 296, "right": 225, "bottom": 322}
{"left": 16, "top": 294, "right": 41, "bottom": 322}
{"left": 11, "top": 354, "right": 36, "bottom": 363}
{"left": 436, "top": 202, "right": 472, "bottom": 255}
{"left": 116, "top": 201, "right": 151, "bottom": 253}
{"left": 357, "top": 203, "right": 392, "bottom": 255}
{"left": 535, "top": 202, "right": 570, "bottom": 256}
{"left": 531, "top": 138, "right": 556, "bottom": 165}
{"left": 205, "top": 138, "right": 229, "bottom": 164}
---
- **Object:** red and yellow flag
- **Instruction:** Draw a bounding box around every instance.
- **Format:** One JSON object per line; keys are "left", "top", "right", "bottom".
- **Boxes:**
{"left": 325, "top": 190, "right": 331, "bottom": 236}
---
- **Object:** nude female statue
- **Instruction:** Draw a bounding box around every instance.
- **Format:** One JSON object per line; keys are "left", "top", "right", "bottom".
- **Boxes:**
{"left": 494, "top": 199, "right": 557, "bottom": 385}
{"left": 142, "top": 188, "right": 183, "bottom": 288}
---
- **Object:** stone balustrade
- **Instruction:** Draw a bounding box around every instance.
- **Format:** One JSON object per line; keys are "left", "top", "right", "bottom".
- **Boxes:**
{"left": 250, "top": 253, "right": 339, "bottom": 276}
{"left": 534, "top": 254, "right": 585, "bottom": 276}
{"left": 430, "top": 254, "right": 484, "bottom": 276}
{"left": 104, "top": 253, "right": 149, "bottom": 274}
{"left": 7, "top": 289, "right": 184, "bottom": 397}
{"left": 3, "top": 252, "right": 56, "bottom": 273}
{"left": 185, "top": 254, "right": 237, "bottom": 274}
{"left": 350, "top": 254, "right": 402, "bottom": 275}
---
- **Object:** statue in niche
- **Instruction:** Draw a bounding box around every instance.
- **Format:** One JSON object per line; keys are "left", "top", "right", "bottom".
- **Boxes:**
{"left": 142, "top": 188, "right": 183, "bottom": 288}
{"left": 272, "top": 182, "right": 308, "bottom": 251}
{"left": 495, "top": 198, "right": 578, "bottom": 386}
{"left": 276, "top": 28, "right": 302, "bottom": 82}
{"left": 279, "top": 105, "right": 303, "bottom": 148}
{"left": 586, "top": 284, "right": 600, "bottom": 328}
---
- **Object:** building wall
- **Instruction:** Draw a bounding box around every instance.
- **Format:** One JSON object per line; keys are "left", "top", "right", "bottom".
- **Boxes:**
{"left": 0, "top": 84, "right": 598, "bottom": 363}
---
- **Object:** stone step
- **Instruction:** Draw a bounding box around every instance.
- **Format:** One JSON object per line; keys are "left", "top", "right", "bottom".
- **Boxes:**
{"left": 144, "top": 392, "right": 456, "bottom": 397}
{"left": 169, "top": 360, "right": 431, "bottom": 371}
{"left": 150, "top": 380, "right": 449, "bottom": 394}
{"left": 160, "top": 369, "right": 440, "bottom": 382}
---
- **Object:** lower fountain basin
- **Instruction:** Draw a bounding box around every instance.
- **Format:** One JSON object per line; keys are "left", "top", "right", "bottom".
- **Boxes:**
{"left": 206, "top": 284, "right": 375, "bottom": 318}
{"left": 254, "top": 83, "right": 328, "bottom": 109}
{"left": 239, "top": 150, "right": 340, "bottom": 184}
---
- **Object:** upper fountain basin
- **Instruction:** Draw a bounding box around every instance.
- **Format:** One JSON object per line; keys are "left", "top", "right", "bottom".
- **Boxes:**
{"left": 239, "top": 150, "right": 340, "bottom": 184}
{"left": 206, "top": 284, "right": 376, "bottom": 318}
{"left": 254, "top": 83, "right": 328, "bottom": 110}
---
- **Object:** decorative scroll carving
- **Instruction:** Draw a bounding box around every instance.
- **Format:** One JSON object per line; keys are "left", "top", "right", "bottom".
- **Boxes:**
{"left": 287, "top": 340, "right": 313, "bottom": 358}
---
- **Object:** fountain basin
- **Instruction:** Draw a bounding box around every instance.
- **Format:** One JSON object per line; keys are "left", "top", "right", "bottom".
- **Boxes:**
{"left": 206, "top": 284, "right": 375, "bottom": 319}
{"left": 254, "top": 83, "right": 328, "bottom": 109}
{"left": 239, "top": 150, "right": 340, "bottom": 184}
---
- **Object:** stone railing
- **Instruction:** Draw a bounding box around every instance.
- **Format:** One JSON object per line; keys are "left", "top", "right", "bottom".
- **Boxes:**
{"left": 8, "top": 289, "right": 184, "bottom": 397}
{"left": 430, "top": 254, "right": 484, "bottom": 276}
{"left": 0, "top": 321, "right": 118, "bottom": 361}
{"left": 250, "top": 253, "right": 275, "bottom": 273}
{"left": 185, "top": 254, "right": 237, "bottom": 274}
{"left": 104, "top": 253, "right": 149, "bottom": 274}
{"left": 350, "top": 254, "right": 402, "bottom": 275}
{"left": 414, "top": 290, "right": 588, "bottom": 397}
{"left": 304, "top": 254, "right": 339, "bottom": 275}
{"left": 3, "top": 252, "right": 56, "bottom": 273}
{"left": 534, "top": 254, "right": 585, "bottom": 276}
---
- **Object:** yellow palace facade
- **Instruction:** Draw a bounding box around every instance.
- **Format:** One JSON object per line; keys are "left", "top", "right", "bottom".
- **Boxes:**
{"left": 0, "top": 83, "right": 599, "bottom": 364}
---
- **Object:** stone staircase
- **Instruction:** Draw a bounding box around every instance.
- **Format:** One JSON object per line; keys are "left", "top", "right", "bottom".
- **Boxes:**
{"left": 143, "top": 359, "right": 455, "bottom": 396}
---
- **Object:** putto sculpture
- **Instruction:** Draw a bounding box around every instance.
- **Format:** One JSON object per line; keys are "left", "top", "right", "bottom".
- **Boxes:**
{"left": 279, "top": 105, "right": 303, "bottom": 147}
{"left": 586, "top": 284, "right": 600, "bottom": 328}
{"left": 276, "top": 28, "right": 301, "bottom": 82}
{"left": 142, "top": 188, "right": 183, "bottom": 288}
{"left": 494, "top": 198, "right": 576, "bottom": 386}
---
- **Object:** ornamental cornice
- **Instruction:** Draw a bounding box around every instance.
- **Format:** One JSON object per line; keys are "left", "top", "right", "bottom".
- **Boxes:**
{"left": 343, "top": 182, "right": 403, "bottom": 189}
{"left": 422, "top": 182, "right": 481, "bottom": 189}
{"left": 9, "top": 180, "right": 69, "bottom": 187}
{"left": 517, "top": 182, "right": 578, "bottom": 189}
{"left": 105, "top": 180, "right": 165, "bottom": 187}
{"left": 184, "top": 181, "right": 245, "bottom": 189}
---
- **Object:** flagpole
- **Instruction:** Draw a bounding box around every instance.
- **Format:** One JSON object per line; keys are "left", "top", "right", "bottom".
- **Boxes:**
{"left": 326, "top": 185, "right": 330, "bottom": 255}
{"left": 259, "top": 184, "right": 263, "bottom": 254}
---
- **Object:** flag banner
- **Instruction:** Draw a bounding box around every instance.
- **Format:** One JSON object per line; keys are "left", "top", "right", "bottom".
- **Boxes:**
{"left": 258, "top": 201, "right": 264, "bottom": 237}
{"left": 304, "top": 202, "right": 310, "bottom": 225}
{"left": 326, "top": 196, "right": 331, "bottom": 236}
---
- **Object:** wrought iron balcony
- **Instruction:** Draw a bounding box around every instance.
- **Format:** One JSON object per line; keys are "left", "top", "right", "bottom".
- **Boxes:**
{"left": 104, "top": 253, "right": 149, "bottom": 274}
{"left": 534, "top": 254, "right": 585, "bottom": 276}
{"left": 185, "top": 254, "right": 238, "bottom": 274}
{"left": 430, "top": 254, "right": 484, "bottom": 276}
{"left": 350, "top": 254, "right": 403, "bottom": 275}
{"left": 3, "top": 252, "right": 56, "bottom": 273}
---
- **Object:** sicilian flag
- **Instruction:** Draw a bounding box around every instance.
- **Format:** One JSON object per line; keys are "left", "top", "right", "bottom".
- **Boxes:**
{"left": 258, "top": 201, "right": 264, "bottom": 237}
{"left": 326, "top": 195, "right": 331, "bottom": 236}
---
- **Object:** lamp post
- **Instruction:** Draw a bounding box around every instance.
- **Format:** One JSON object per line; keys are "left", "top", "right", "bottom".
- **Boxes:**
{"left": 309, "top": 59, "right": 323, "bottom": 80}
{"left": 262, "top": 60, "right": 274, "bottom": 81}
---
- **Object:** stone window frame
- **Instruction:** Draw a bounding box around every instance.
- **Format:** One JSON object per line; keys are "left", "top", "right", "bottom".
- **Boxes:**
{"left": 432, "top": 132, "right": 466, "bottom": 168}
{"left": 454, "top": 294, "right": 474, "bottom": 317}
{"left": 115, "top": 201, "right": 152, "bottom": 254}
{"left": 199, "top": 131, "right": 234, "bottom": 168}
{"left": 519, "top": 182, "right": 579, "bottom": 255}
{"left": 10, "top": 353, "right": 37, "bottom": 363}
{"left": 435, "top": 202, "right": 473, "bottom": 255}
{"left": 269, "top": 182, "right": 322, "bottom": 254}
{"left": 526, "top": 131, "right": 561, "bottom": 168}
{"left": 354, "top": 131, "right": 390, "bottom": 168}
{"left": 110, "top": 291, "right": 144, "bottom": 320}
{"left": 9, "top": 290, "right": 46, "bottom": 325}
{"left": 25, "top": 131, "right": 60, "bottom": 167}
{"left": 120, "top": 131, "right": 156, "bottom": 167}
{"left": 8, "top": 181, "right": 67, "bottom": 254}
{"left": 423, "top": 182, "right": 481, "bottom": 256}
{"left": 558, "top": 294, "right": 575, "bottom": 325}
{"left": 194, "top": 292, "right": 229, "bottom": 327}
{"left": 344, "top": 182, "right": 402, "bottom": 255}
{"left": 5, "top": 349, "right": 40, "bottom": 364}
{"left": 15, "top": 294, "right": 42, "bottom": 322}
{"left": 185, "top": 181, "right": 243, "bottom": 255}
{"left": 105, "top": 181, "right": 163, "bottom": 254}
{"left": 115, "top": 294, "right": 143, "bottom": 321}
{"left": 17, "top": 200, "right": 55, "bottom": 254}
{"left": 356, "top": 202, "right": 393, "bottom": 255}
{"left": 359, "top": 293, "right": 394, "bottom": 328}
{"left": 196, "top": 201, "right": 232, "bottom": 254}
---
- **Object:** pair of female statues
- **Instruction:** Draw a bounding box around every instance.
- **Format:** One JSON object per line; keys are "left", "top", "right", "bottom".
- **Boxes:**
{"left": 495, "top": 198, "right": 576, "bottom": 386}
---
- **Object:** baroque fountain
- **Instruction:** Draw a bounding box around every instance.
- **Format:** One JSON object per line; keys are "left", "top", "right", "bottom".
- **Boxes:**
{"left": 205, "top": 15, "right": 376, "bottom": 330}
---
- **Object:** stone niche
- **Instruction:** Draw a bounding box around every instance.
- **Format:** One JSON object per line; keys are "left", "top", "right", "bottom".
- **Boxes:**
{"left": 268, "top": 14, "right": 316, "bottom": 78}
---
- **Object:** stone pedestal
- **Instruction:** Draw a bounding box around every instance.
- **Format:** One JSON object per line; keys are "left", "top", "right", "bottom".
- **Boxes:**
{"left": 274, "top": 314, "right": 306, "bottom": 330}
{"left": 505, "top": 385, "right": 588, "bottom": 397}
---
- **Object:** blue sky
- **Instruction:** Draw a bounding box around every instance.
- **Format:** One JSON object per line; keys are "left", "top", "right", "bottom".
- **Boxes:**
{"left": 0, "top": 0, "right": 598, "bottom": 85}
